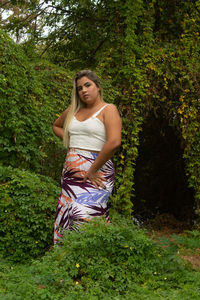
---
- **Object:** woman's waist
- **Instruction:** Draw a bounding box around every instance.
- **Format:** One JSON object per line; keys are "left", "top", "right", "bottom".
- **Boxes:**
{"left": 69, "top": 147, "right": 99, "bottom": 154}
{"left": 69, "top": 137, "right": 105, "bottom": 152}
{"left": 67, "top": 148, "right": 114, "bottom": 171}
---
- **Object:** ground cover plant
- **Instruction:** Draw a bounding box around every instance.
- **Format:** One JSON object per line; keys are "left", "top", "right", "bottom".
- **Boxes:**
{"left": 153, "top": 229, "right": 200, "bottom": 271}
{"left": 0, "top": 216, "right": 200, "bottom": 299}
{"left": 172, "top": 230, "right": 200, "bottom": 251}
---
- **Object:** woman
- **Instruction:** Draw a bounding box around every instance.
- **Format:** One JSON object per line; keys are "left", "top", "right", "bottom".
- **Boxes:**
{"left": 53, "top": 70, "right": 121, "bottom": 243}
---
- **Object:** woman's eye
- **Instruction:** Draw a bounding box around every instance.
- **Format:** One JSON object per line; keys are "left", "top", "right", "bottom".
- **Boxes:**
{"left": 85, "top": 83, "right": 90, "bottom": 87}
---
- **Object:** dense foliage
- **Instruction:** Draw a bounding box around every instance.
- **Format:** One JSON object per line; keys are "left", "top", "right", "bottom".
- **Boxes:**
{"left": 0, "top": 29, "right": 72, "bottom": 177}
{"left": 96, "top": 0, "right": 200, "bottom": 217}
{"left": 1, "top": 0, "right": 200, "bottom": 218}
{"left": 0, "top": 164, "right": 60, "bottom": 261}
{"left": 0, "top": 217, "right": 200, "bottom": 299}
{"left": 0, "top": 1, "right": 200, "bottom": 298}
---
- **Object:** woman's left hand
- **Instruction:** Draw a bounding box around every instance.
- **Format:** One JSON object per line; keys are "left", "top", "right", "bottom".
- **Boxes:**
{"left": 83, "top": 170, "right": 105, "bottom": 189}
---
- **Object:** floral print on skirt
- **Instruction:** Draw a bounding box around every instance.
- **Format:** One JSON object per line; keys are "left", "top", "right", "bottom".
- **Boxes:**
{"left": 54, "top": 148, "right": 115, "bottom": 244}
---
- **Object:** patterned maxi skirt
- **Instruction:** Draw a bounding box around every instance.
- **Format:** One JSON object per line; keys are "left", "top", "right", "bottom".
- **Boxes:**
{"left": 54, "top": 148, "right": 115, "bottom": 244}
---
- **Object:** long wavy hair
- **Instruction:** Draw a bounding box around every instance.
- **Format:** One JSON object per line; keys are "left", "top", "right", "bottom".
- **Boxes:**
{"left": 63, "top": 70, "right": 103, "bottom": 148}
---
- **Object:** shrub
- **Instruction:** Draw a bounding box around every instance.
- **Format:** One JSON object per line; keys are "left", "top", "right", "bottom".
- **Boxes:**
{"left": 0, "top": 165, "right": 60, "bottom": 262}
{"left": 1, "top": 216, "right": 200, "bottom": 299}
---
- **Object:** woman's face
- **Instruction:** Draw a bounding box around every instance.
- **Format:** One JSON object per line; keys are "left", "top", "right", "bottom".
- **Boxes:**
{"left": 76, "top": 76, "right": 101, "bottom": 105}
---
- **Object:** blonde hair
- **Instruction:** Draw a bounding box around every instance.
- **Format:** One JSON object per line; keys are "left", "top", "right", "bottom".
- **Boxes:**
{"left": 63, "top": 70, "right": 103, "bottom": 148}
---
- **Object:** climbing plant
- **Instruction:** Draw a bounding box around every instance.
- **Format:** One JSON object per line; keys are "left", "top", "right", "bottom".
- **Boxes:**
{"left": 96, "top": 0, "right": 200, "bottom": 217}
{"left": 0, "top": 29, "right": 71, "bottom": 177}
{"left": 1, "top": 0, "right": 200, "bottom": 220}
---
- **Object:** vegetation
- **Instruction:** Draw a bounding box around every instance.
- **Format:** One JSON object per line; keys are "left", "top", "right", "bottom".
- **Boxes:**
{"left": 0, "top": 0, "right": 200, "bottom": 298}
{"left": 1, "top": 0, "right": 200, "bottom": 216}
{"left": 0, "top": 165, "right": 60, "bottom": 262}
{"left": 0, "top": 29, "right": 71, "bottom": 176}
{"left": 0, "top": 217, "right": 200, "bottom": 299}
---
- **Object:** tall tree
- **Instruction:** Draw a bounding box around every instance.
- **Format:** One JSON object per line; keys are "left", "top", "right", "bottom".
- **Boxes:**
{"left": 0, "top": 1, "right": 127, "bottom": 67}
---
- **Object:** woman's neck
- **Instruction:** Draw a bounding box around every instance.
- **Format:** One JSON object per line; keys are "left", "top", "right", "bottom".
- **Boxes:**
{"left": 84, "top": 99, "right": 104, "bottom": 109}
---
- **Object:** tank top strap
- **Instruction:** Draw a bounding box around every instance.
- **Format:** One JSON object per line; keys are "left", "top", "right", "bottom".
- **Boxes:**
{"left": 92, "top": 104, "right": 109, "bottom": 118}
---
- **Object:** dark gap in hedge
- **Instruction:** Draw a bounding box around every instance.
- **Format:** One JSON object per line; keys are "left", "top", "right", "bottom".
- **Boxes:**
{"left": 133, "top": 111, "right": 196, "bottom": 227}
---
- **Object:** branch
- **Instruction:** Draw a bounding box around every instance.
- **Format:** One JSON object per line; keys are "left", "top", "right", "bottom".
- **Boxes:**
{"left": 88, "top": 38, "right": 107, "bottom": 58}
{"left": 39, "top": 23, "right": 75, "bottom": 57}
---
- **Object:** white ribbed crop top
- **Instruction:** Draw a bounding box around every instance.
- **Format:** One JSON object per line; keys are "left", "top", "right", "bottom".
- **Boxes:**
{"left": 68, "top": 104, "right": 108, "bottom": 152}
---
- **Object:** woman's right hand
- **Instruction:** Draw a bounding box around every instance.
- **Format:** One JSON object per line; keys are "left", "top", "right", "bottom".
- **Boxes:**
{"left": 83, "top": 169, "right": 105, "bottom": 189}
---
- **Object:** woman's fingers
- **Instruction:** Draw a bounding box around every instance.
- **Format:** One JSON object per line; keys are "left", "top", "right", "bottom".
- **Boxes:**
{"left": 94, "top": 178, "right": 105, "bottom": 189}
{"left": 92, "top": 179, "right": 105, "bottom": 189}
{"left": 83, "top": 172, "right": 105, "bottom": 188}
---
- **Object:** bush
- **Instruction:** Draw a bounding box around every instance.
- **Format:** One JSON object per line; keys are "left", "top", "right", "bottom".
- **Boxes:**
{"left": 0, "top": 165, "right": 60, "bottom": 262}
{"left": 1, "top": 216, "right": 200, "bottom": 299}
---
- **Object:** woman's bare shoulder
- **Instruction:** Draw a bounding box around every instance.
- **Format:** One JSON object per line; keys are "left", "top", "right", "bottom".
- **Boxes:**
{"left": 103, "top": 103, "right": 121, "bottom": 126}
{"left": 104, "top": 103, "right": 120, "bottom": 114}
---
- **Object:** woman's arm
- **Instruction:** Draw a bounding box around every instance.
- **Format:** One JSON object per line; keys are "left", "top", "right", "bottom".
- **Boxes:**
{"left": 83, "top": 104, "right": 122, "bottom": 188}
{"left": 52, "top": 108, "right": 69, "bottom": 140}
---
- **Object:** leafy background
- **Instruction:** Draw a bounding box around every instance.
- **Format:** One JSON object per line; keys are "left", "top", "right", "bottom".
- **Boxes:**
{"left": 0, "top": 0, "right": 200, "bottom": 298}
